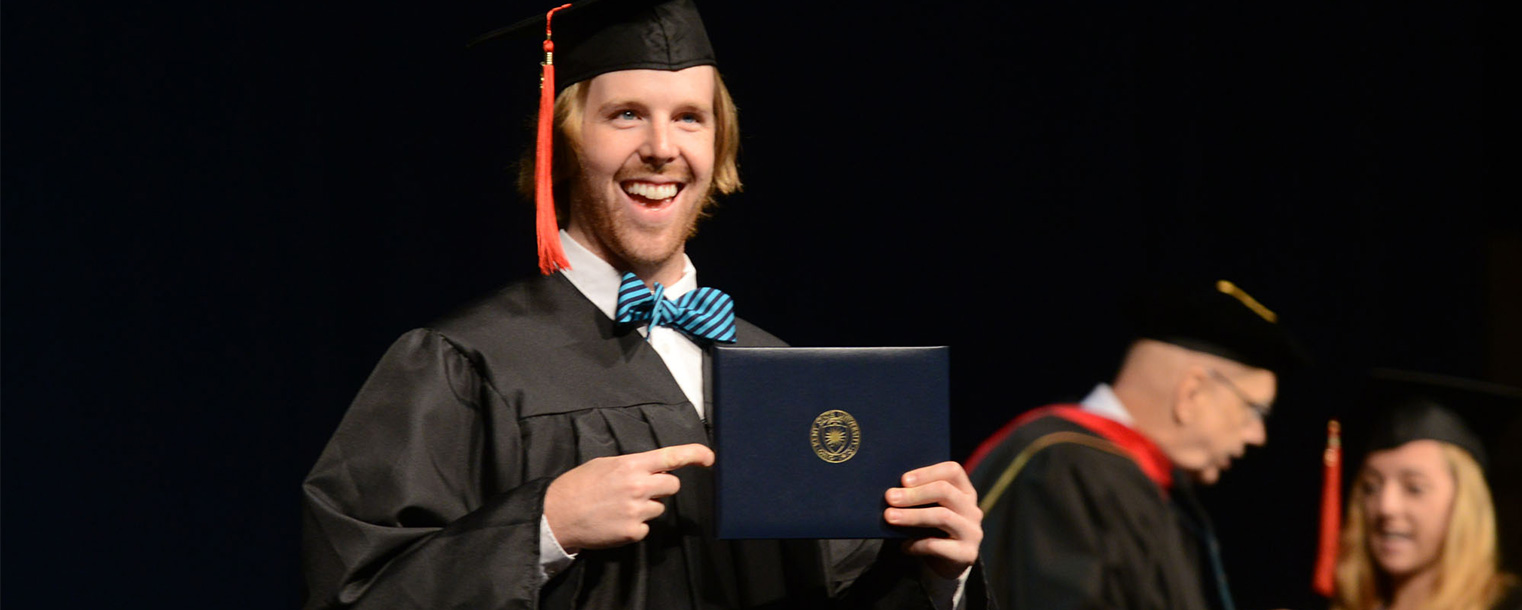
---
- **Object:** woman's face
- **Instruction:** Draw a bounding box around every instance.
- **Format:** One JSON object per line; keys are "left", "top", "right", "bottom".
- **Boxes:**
{"left": 1359, "top": 440, "right": 1456, "bottom": 579}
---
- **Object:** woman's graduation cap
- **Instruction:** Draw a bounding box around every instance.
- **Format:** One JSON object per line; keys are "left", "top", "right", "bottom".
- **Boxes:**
{"left": 1312, "top": 369, "right": 1522, "bottom": 596}
{"left": 471, "top": 0, "right": 719, "bottom": 274}
{"left": 1358, "top": 369, "right": 1521, "bottom": 468}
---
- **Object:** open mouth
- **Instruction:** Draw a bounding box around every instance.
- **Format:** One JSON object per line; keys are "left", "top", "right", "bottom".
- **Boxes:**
{"left": 1372, "top": 531, "right": 1415, "bottom": 553}
{"left": 622, "top": 180, "right": 681, "bottom": 205}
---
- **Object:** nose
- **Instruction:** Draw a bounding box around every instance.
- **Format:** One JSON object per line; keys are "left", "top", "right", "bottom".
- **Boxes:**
{"left": 639, "top": 121, "right": 678, "bottom": 168}
{"left": 1373, "top": 481, "right": 1401, "bottom": 517}
{"left": 1242, "top": 415, "right": 1267, "bottom": 447}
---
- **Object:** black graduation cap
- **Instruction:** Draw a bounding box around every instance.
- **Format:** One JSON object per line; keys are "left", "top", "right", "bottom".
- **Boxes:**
{"left": 472, "top": 0, "right": 718, "bottom": 93}
{"left": 1359, "top": 369, "right": 1522, "bottom": 470}
{"left": 470, "top": 0, "right": 721, "bottom": 275}
{"left": 1124, "top": 279, "right": 1309, "bottom": 374}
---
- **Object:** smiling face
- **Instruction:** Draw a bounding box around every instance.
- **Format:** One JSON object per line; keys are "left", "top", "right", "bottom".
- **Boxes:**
{"left": 1358, "top": 439, "right": 1456, "bottom": 580}
{"left": 565, "top": 66, "right": 717, "bottom": 285}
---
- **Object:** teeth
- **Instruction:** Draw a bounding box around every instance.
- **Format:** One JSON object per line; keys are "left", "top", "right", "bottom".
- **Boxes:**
{"left": 624, "top": 182, "right": 678, "bottom": 200}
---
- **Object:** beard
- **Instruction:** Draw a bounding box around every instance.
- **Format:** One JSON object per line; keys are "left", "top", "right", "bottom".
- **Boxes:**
{"left": 567, "top": 161, "right": 713, "bottom": 274}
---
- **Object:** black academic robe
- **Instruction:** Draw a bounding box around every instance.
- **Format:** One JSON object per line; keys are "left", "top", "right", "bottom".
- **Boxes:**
{"left": 968, "top": 411, "right": 1228, "bottom": 610}
{"left": 302, "top": 273, "right": 972, "bottom": 610}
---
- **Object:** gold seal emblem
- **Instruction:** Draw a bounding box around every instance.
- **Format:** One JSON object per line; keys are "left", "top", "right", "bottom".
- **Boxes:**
{"left": 810, "top": 409, "right": 861, "bottom": 463}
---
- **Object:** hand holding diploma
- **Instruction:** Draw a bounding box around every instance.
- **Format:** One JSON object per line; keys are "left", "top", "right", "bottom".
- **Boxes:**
{"left": 885, "top": 461, "right": 983, "bottom": 579}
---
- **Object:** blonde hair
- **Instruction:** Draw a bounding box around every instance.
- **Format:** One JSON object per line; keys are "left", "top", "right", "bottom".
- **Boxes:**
{"left": 1332, "top": 443, "right": 1514, "bottom": 610}
{"left": 516, "top": 70, "right": 742, "bottom": 224}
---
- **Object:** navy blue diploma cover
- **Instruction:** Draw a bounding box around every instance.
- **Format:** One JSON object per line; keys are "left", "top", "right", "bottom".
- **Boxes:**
{"left": 711, "top": 346, "right": 950, "bottom": 539}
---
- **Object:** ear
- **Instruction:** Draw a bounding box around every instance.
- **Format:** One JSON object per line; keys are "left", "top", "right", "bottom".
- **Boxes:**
{"left": 1173, "top": 365, "right": 1207, "bottom": 425}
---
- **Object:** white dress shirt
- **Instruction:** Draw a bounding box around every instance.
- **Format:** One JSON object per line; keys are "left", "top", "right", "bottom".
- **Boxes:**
{"left": 1078, "top": 383, "right": 1136, "bottom": 426}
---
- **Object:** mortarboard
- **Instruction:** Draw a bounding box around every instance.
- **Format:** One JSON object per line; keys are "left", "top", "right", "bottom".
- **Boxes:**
{"left": 473, "top": 0, "right": 717, "bottom": 93}
{"left": 1358, "top": 368, "right": 1522, "bottom": 470}
{"left": 1125, "top": 279, "right": 1309, "bottom": 375}
{"left": 472, "top": 0, "right": 720, "bottom": 274}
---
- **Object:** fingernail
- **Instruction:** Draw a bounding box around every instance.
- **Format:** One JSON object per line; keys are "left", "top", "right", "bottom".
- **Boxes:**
{"left": 904, "top": 473, "right": 918, "bottom": 486}
{"left": 888, "top": 490, "right": 903, "bottom": 503}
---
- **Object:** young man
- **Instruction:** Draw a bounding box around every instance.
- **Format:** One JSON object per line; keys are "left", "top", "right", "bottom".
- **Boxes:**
{"left": 300, "top": 2, "right": 984, "bottom": 608}
{"left": 965, "top": 280, "right": 1304, "bottom": 610}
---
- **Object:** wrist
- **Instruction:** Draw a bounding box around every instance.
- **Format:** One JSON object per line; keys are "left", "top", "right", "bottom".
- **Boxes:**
{"left": 543, "top": 477, "right": 583, "bottom": 554}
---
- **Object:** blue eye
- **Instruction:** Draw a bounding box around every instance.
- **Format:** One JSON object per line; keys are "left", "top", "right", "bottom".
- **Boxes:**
{"left": 616, "top": 110, "right": 639, "bottom": 121}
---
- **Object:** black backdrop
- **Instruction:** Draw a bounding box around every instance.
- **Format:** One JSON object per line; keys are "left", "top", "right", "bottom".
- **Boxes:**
{"left": 2, "top": 1, "right": 1510, "bottom": 608}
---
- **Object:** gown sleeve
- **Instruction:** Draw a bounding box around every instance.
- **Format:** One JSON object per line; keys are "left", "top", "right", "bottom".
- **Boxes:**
{"left": 300, "top": 329, "right": 544, "bottom": 610}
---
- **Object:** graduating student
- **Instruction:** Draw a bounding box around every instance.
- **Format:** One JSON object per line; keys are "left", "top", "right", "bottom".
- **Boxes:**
{"left": 1326, "top": 371, "right": 1520, "bottom": 610}
{"left": 965, "top": 280, "right": 1305, "bottom": 610}
{"left": 299, "top": 2, "right": 986, "bottom": 608}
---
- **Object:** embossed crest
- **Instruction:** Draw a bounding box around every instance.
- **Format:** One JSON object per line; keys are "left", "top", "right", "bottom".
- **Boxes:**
{"left": 810, "top": 409, "right": 861, "bottom": 463}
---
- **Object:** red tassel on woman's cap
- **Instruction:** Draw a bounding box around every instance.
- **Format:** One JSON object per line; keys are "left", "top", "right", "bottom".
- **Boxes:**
{"left": 1312, "top": 419, "right": 1342, "bottom": 597}
{"left": 535, "top": 4, "right": 573, "bottom": 275}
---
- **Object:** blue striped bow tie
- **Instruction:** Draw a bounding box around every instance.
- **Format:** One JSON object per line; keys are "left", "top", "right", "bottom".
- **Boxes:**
{"left": 614, "top": 272, "right": 737, "bottom": 344}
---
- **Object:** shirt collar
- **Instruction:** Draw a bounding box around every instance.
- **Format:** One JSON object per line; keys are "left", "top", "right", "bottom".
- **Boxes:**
{"left": 1080, "top": 383, "right": 1136, "bottom": 426}
{"left": 557, "top": 230, "right": 697, "bottom": 320}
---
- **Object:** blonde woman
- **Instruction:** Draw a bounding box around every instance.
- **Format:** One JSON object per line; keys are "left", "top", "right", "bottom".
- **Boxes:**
{"left": 1332, "top": 395, "right": 1518, "bottom": 610}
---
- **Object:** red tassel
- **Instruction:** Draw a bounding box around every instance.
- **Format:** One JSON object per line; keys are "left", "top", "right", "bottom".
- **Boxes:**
{"left": 535, "top": 4, "right": 573, "bottom": 275}
{"left": 1313, "top": 419, "right": 1342, "bottom": 597}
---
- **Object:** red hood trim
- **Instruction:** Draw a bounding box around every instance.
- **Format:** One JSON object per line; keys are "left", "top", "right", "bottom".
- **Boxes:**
{"left": 965, "top": 404, "right": 1175, "bottom": 493}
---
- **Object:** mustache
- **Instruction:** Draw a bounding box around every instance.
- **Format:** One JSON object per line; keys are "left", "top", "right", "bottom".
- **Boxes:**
{"left": 615, "top": 162, "right": 693, "bottom": 184}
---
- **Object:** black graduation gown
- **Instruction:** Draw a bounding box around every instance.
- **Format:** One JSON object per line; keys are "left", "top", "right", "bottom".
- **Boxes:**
{"left": 968, "top": 412, "right": 1227, "bottom": 610}
{"left": 301, "top": 273, "right": 962, "bottom": 610}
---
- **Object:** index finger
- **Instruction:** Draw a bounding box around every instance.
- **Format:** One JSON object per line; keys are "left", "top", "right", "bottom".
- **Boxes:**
{"left": 639, "top": 444, "right": 716, "bottom": 473}
{"left": 901, "top": 461, "right": 974, "bottom": 493}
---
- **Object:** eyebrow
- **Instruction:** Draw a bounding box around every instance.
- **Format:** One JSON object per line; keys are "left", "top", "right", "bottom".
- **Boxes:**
{"left": 1362, "top": 467, "right": 1436, "bottom": 483}
{"left": 1396, "top": 469, "right": 1435, "bottom": 482}
{"left": 593, "top": 98, "right": 712, "bottom": 114}
{"left": 595, "top": 99, "right": 647, "bottom": 113}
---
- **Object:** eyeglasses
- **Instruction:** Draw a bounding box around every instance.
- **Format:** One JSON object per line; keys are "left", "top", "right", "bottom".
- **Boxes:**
{"left": 1207, "top": 368, "right": 1272, "bottom": 421}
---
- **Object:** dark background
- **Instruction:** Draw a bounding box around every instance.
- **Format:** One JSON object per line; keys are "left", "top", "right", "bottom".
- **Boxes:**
{"left": 2, "top": 0, "right": 1509, "bottom": 608}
